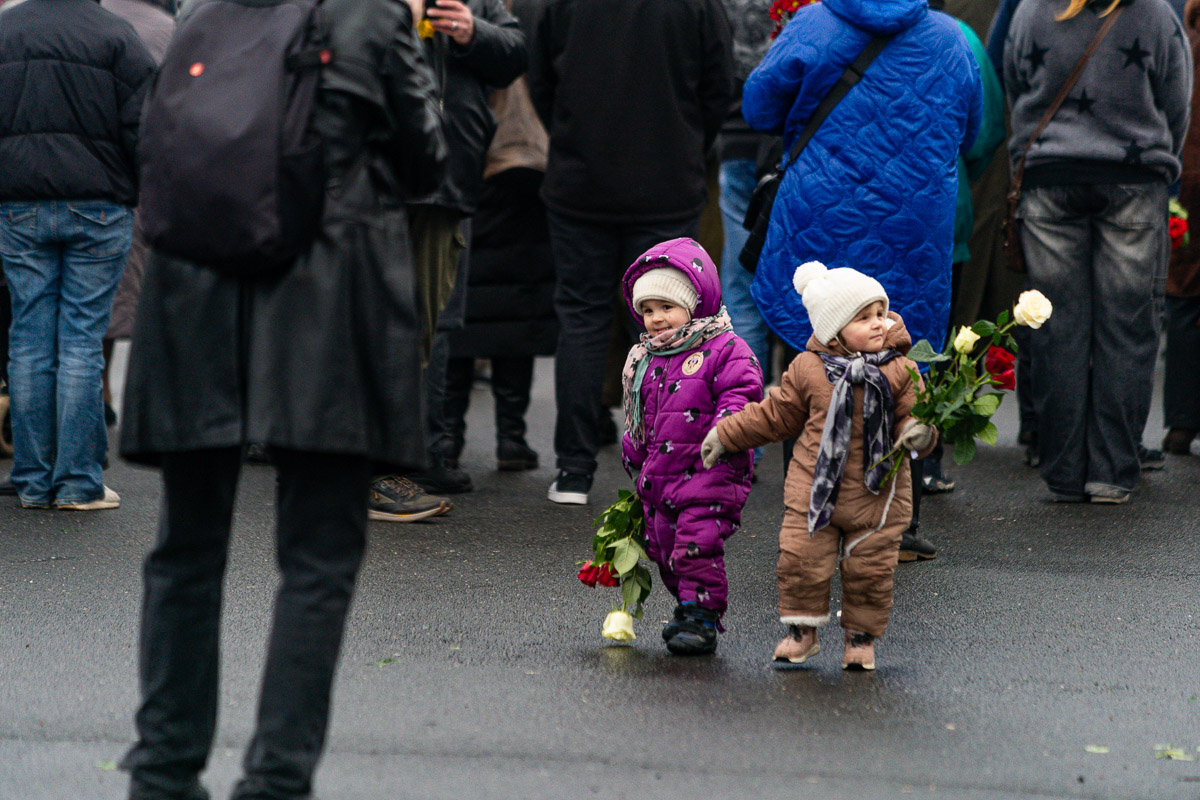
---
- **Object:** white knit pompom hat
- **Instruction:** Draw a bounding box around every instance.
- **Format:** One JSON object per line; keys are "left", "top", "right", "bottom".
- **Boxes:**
{"left": 630, "top": 267, "right": 699, "bottom": 315}
{"left": 792, "top": 261, "right": 888, "bottom": 344}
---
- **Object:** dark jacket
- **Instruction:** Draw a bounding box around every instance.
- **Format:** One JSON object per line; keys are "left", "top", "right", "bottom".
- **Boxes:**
{"left": 412, "top": 0, "right": 527, "bottom": 214}
{"left": 528, "top": 0, "right": 734, "bottom": 224}
{"left": 717, "top": 0, "right": 775, "bottom": 163}
{"left": 447, "top": 0, "right": 556, "bottom": 359}
{"left": 1169, "top": 0, "right": 1200, "bottom": 297}
{"left": 120, "top": 0, "right": 448, "bottom": 471}
{"left": 0, "top": 0, "right": 156, "bottom": 206}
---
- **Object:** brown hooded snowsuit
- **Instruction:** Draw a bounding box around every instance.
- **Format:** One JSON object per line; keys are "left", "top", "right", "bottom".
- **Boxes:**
{"left": 716, "top": 313, "right": 935, "bottom": 638}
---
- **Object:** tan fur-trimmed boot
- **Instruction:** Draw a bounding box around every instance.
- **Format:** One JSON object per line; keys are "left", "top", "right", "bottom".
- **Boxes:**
{"left": 772, "top": 624, "right": 819, "bottom": 666}
{"left": 842, "top": 629, "right": 876, "bottom": 671}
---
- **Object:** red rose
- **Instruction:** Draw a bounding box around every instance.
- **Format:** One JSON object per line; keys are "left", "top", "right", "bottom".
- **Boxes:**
{"left": 984, "top": 345, "right": 1016, "bottom": 376}
{"left": 991, "top": 368, "right": 1016, "bottom": 391}
{"left": 1170, "top": 216, "right": 1188, "bottom": 250}
{"left": 596, "top": 562, "right": 620, "bottom": 587}
{"left": 577, "top": 561, "right": 599, "bottom": 588}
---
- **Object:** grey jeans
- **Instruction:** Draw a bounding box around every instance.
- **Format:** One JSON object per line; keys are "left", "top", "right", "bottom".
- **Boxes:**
{"left": 1017, "top": 182, "right": 1168, "bottom": 497}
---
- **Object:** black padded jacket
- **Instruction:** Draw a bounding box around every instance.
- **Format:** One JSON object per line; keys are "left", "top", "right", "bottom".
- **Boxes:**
{"left": 0, "top": 0, "right": 156, "bottom": 205}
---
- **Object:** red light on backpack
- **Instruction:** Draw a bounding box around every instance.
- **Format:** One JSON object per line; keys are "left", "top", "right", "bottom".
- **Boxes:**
{"left": 319, "top": 49, "right": 332, "bottom": 65}
{"left": 189, "top": 62, "right": 205, "bottom": 77}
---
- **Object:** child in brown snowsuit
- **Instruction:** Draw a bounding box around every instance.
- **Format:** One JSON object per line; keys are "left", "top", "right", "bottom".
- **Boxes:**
{"left": 700, "top": 262, "right": 936, "bottom": 670}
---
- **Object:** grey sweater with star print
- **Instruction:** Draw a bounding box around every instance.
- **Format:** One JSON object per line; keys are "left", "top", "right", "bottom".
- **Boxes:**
{"left": 1004, "top": 0, "right": 1192, "bottom": 185}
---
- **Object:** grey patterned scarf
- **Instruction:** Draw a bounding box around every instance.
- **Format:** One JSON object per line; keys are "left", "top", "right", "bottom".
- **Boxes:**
{"left": 808, "top": 350, "right": 899, "bottom": 535}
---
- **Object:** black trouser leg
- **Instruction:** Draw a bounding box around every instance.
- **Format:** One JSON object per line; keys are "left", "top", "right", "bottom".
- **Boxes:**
{"left": 492, "top": 356, "right": 534, "bottom": 444}
{"left": 442, "top": 356, "right": 476, "bottom": 460}
{"left": 908, "top": 457, "right": 925, "bottom": 535}
{"left": 232, "top": 449, "right": 370, "bottom": 800}
{"left": 123, "top": 447, "right": 243, "bottom": 797}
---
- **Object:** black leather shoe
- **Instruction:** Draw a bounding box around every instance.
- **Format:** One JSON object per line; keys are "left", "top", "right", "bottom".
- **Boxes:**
{"left": 899, "top": 531, "right": 937, "bottom": 562}
{"left": 410, "top": 459, "right": 473, "bottom": 494}
{"left": 0, "top": 477, "right": 15, "bottom": 496}
{"left": 497, "top": 438, "right": 538, "bottom": 471}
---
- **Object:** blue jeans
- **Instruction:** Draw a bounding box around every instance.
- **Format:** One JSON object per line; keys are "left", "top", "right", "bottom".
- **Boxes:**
{"left": 718, "top": 159, "right": 772, "bottom": 380}
{"left": 720, "top": 159, "right": 771, "bottom": 464}
{"left": 1018, "top": 183, "right": 1167, "bottom": 497}
{"left": 0, "top": 201, "right": 130, "bottom": 505}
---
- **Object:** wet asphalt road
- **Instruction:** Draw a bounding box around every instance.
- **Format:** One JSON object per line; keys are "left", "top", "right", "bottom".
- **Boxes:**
{"left": 1, "top": 356, "right": 1198, "bottom": 800}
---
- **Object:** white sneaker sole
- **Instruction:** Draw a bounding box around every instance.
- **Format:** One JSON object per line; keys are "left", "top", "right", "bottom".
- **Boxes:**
{"left": 368, "top": 502, "right": 451, "bottom": 523}
{"left": 57, "top": 500, "right": 120, "bottom": 511}
{"left": 547, "top": 484, "right": 588, "bottom": 505}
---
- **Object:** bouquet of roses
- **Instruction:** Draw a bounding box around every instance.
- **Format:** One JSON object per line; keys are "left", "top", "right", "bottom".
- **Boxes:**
{"left": 576, "top": 490, "right": 654, "bottom": 643}
{"left": 1169, "top": 198, "right": 1189, "bottom": 251}
{"left": 768, "top": 0, "right": 819, "bottom": 38}
{"left": 874, "top": 289, "right": 1053, "bottom": 482}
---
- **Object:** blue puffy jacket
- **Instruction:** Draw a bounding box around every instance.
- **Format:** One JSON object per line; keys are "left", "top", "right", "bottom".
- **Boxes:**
{"left": 743, "top": 0, "right": 982, "bottom": 352}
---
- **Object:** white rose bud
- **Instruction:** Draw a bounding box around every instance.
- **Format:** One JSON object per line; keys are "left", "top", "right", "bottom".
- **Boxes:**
{"left": 952, "top": 325, "right": 981, "bottom": 354}
{"left": 1013, "top": 289, "right": 1053, "bottom": 329}
{"left": 601, "top": 609, "right": 636, "bottom": 642}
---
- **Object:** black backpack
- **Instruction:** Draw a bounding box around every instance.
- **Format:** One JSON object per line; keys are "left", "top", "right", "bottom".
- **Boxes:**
{"left": 139, "top": 0, "right": 333, "bottom": 276}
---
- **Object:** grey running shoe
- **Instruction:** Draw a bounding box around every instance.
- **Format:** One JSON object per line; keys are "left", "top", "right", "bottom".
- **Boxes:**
{"left": 368, "top": 476, "right": 451, "bottom": 522}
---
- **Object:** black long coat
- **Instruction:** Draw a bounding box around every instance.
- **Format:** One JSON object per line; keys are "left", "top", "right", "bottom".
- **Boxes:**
{"left": 120, "top": 0, "right": 448, "bottom": 473}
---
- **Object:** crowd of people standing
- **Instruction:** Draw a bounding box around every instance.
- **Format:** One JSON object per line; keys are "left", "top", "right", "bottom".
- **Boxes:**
{"left": 0, "top": 0, "right": 1195, "bottom": 795}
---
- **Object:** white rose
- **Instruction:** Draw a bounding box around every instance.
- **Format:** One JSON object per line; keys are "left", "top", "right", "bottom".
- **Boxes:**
{"left": 952, "top": 326, "right": 980, "bottom": 354}
{"left": 1013, "top": 290, "right": 1053, "bottom": 329}
{"left": 601, "top": 609, "right": 636, "bottom": 642}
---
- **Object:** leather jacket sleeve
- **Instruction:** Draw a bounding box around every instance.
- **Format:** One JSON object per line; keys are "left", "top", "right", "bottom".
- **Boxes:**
{"left": 381, "top": 5, "right": 449, "bottom": 198}
{"left": 450, "top": 0, "right": 527, "bottom": 89}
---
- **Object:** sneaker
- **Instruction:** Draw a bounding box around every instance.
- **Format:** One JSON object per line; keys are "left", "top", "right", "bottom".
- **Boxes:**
{"left": 1089, "top": 491, "right": 1130, "bottom": 505}
{"left": 842, "top": 630, "right": 876, "bottom": 671}
{"left": 497, "top": 439, "right": 538, "bottom": 471}
{"left": 772, "top": 624, "right": 820, "bottom": 667}
{"left": 898, "top": 530, "right": 937, "bottom": 562}
{"left": 547, "top": 471, "right": 591, "bottom": 505}
{"left": 1138, "top": 445, "right": 1166, "bottom": 471}
{"left": 409, "top": 458, "right": 473, "bottom": 494}
{"left": 664, "top": 604, "right": 718, "bottom": 656}
{"left": 0, "top": 477, "right": 16, "bottom": 496}
{"left": 57, "top": 486, "right": 120, "bottom": 511}
{"left": 104, "top": 403, "right": 118, "bottom": 427}
{"left": 1049, "top": 491, "right": 1088, "bottom": 503}
{"left": 368, "top": 476, "right": 451, "bottom": 522}
{"left": 1163, "top": 428, "right": 1196, "bottom": 455}
{"left": 921, "top": 459, "right": 955, "bottom": 494}
{"left": 1020, "top": 430, "right": 1039, "bottom": 468}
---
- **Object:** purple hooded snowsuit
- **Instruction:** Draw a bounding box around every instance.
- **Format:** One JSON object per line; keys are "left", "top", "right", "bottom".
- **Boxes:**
{"left": 621, "top": 239, "right": 763, "bottom": 616}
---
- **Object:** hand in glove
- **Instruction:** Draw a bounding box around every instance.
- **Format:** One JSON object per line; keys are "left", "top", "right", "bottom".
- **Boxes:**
{"left": 896, "top": 420, "right": 935, "bottom": 452}
{"left": 700, "top": 427, "right": 726, "bottom": 469}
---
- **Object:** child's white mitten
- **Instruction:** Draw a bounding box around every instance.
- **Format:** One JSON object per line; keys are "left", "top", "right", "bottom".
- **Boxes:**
{"left": 700, "top": 427, "right": 726, "bottom": 469}
{"left": 897, "top": 419, "right": 935, "bottom": 452}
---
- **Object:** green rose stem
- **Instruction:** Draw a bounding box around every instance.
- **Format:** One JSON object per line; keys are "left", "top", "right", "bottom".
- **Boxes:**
{"left": 867, "top": 302, "right": 1045, "bottom": 484}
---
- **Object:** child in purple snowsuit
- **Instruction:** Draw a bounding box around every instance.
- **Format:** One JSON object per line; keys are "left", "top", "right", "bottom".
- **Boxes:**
{"left": 620, "top": 238, "right": 763, "bottom": 655}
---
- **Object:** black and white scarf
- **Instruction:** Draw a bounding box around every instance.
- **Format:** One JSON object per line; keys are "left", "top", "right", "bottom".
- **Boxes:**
{"left": 808, "top": 350, "right": 899, "bottom": 534}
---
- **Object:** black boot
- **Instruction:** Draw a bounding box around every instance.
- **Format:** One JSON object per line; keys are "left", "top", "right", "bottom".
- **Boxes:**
{"left": 492, "top": 357, "right": 538, "bottom": 470}
{"left": 664, "top": 604, "right": 718, "bottom": 656}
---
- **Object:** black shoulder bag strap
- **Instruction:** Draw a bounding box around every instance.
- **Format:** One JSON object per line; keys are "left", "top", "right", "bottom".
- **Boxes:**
{"left": 782, "top": 33, "right": 893, "bottom": 173}
{"left": 739, "top": 34, "right": 893, "bottom": 271}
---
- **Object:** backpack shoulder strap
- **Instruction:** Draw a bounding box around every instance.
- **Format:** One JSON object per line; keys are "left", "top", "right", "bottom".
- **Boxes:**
{"left": 781, "top": 33, "right": 894, "bottom": 172}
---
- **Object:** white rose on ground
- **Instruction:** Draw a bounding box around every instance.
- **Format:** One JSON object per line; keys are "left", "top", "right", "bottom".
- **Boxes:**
{"left": 1014, "top": 290, "right": 1053, "bottom": 329}
{"left": 601, "top": 609, "right": 636, "bottom": 642}
{"left": 952, "top": 326, "right": 980, "bottom": 354}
